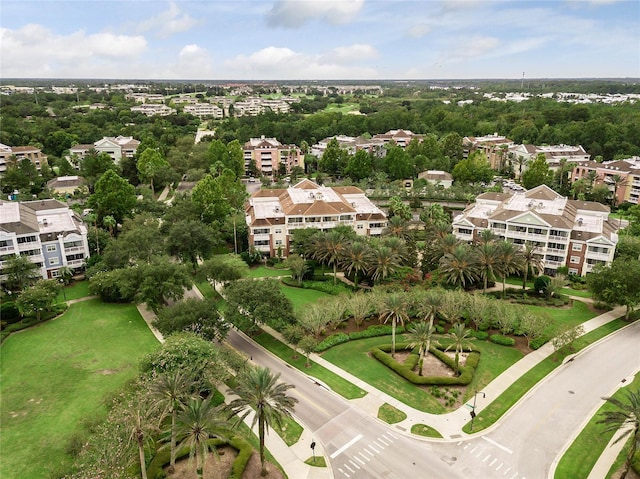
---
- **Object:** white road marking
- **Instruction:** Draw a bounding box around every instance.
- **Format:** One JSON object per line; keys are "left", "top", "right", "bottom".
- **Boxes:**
{"left": 387, "top": 431, "right": 398, "bottom": 439}
{"left": 338, "top": 468, "right": 348, "bottom": 478}
{"left": 483, "top": 436, "right": 514, "bottom": 454}
{"left": 483, "top": 454, "right": 491, "bottom": 463}
{"left": 363, "top": 448, "right": 374, "bottom": 457}
{"left": 490, "top": 458, "right": 497, "bottom": 467}
{"left": 344, "top": 463, "right": 355, "bottom": 473}
{"left": 373, "top": 440, "right": 385, "bottom": 449}
{"left": 331, "top": 434, "right": 363, "bottom": 459}
{"left": 355, "top": 456, "right": 365, "bottom": 465}
{"left": 470, "top": 446, "right": 478, "bottom": 454}
{"left": 476, "top": 450, "right": 484, "bottom": 458}
{"left": 496, "top": 462, "right": 503, "bottom": 471}
{"left": 378, "top": 436, "right": 389, "bottom": 446}
{"left": 503, "top": 467, "right": 511, "bottom": 475}
{"left": 464, "top": 443, "right": 470, "bottom": 450}
{"left": 511, "top": 472, "right": 518, "bottom": 479}
{"left": 369, "top": 444, "right": 380, "bottom": 454}
{"left": 349, "top": 460, "right": 360, "bottom": 470}
{"left": 382, "top": 434, "right": 394, "bottom": 442}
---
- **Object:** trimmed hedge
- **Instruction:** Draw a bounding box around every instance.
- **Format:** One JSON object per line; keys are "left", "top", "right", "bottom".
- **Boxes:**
{"left": 147, "top": 436, "right": 253, "bottom": 479}
{"left": 490, "top": 334, "right": 515, "bottom": 346}
{"left": 314, "top": 324, "right": 407, "bottom": 352}
{"left": 370, "top": 343, "right": 480, "bottom": 385}
{"left": 315, "top": 333, "right": 349, "bottom": 352}
{"left": 472, "top": 330, "right": 489, "bottom": 340}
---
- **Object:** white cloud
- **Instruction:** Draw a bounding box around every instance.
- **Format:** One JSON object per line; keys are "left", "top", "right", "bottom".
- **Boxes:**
{"left": 451, "top": 36, "right": 500, "bottom": 60}
{"left": 224, "top": 45, "right": 378, "bottom": 80}
{"left": 408, "top": 24, "right": 431, "bottom": 39}
{"left": 0, "top": 24, "right": 147, "bottom": 78}
{"left": 137, "top": 2, "right": 198, "bottom": 38}
{"left": 266, "top": 0, "right": 365, "bottom": 28}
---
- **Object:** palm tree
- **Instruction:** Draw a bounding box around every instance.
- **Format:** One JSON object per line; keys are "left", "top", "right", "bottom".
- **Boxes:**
{"left": 607, "top": 174, "right": 628, "bottom": 208}
{"left": 475, "top": 242, "right": 500, "bottom": 294}
{"left": 368, "top": 244, "right": 401, "bottom": 284}
{"left": 475, "top": 228, "right": 496, "bottom": 246}
{"left": 514, "top": 155, "right": 528, "bottom": 180}
{"left": 383, "top": 215, "right": 414, "bottom": 243}
{"left": 380, "top": 236, "right": 410, "bottom": 264}
{"left": 58, "top": 265, "right": 74, "bottom": 286}
{"left": 228, "top": 367, "right": 298, "bottom": 476}
{"left": 597, "top": 388, "right": 640, "bottom": 479}
{"left": 379, "top": 293, "right": 409, "bottom": 356}
{"left": 422, "top": 233, "right": 459, "bottom": 271}
{"left": 125, "top": 398, "right": 159, "bottom": 479}
{"left": 444, "top": 323, "right": 473, "bottom": 376}
{"left": 348, "top": 292, "right": 373, "bottom": 330}
{"left": 521, "top": 243, "right": 544, "bottom": 289}
{"left": 150, "top": 371, "right": 195, "bottom": 472}
{"left": 407, "top": 320, "right": 439, "bottom": 376}
{"left": 495, "top": 241, "right": 524, "bottom": 295}
{"left": 103, "top": 214, "right": 117, "bottom": 237}
{"left": 439, "top": 244, "right": 479, "bottom": 289}
{"left": 175, "top": 398, "right": 229, "bottom": 479}
{"left": 311, "top": 230, "right": 347, "bottom": 285}
{"left": 340, "top": 240, "right": 371, "bottom": 288}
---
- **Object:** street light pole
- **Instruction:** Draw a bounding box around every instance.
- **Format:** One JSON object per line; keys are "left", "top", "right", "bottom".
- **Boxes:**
{"left": 470, "top": 390, "right": 486, "bottom": 432}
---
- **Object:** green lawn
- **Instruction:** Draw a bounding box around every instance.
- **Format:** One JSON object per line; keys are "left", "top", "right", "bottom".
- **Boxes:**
{"left": 55, "top": 280, "right": 90, "bottom": 303}
{"left": 0, "top": 299, "right": 160, "bottom": 479}
{"left": 279, "top": 284, "right": 331, "bottom": 312}
{"left": 555, "top": 372, "right": 640, "bottom": 479}
{"left": 321, "top": 335, "right": 524, "bottom": 412}
{"left": 252, "top": 333, "right": 366, "bottom": 399}
{"left": 527, "top": 300, "right": 598, "bottom": 338}
{"left": 248, "top": 266, "right": 291, "bottom": 278}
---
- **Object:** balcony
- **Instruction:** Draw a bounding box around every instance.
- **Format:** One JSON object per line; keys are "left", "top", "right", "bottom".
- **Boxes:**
{"left": 63, "top": 246, "right": 84, "bottom": 254}
{"left": 585, "top": 251, "right": 611, "bottom": 261}
{"left": 548, "top": 234, "right": 569, "bottom": 242}
{"left": 17, "top": 241, "right": 39, "bottom": 252}
{"left": 0, "top": 245, "right": 15, "bottom": 253}
{"left": 545, "top": 247, "right": 566, "bottom": 255}
{"left": 544, "top": 259, "right": 563, "bottom": 267}
{"left": 253, "top": 234, "right": 270, "bottom": 242}
{"left": 66, "top": 259, "right": 85, "bottom": 267}
{"left": 369, "top": 228, "right": 384, "bottom": 236}
{"left": 253, "top": 244, "right": 271, "bottom": 253}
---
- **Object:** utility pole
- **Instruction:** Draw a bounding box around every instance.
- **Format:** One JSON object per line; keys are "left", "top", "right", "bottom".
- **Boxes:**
{"left": 521, "top": 72, "right": 525, "bottom": 89}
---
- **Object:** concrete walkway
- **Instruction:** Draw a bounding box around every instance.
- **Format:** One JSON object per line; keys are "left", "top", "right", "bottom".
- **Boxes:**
{"left": 141, "top": 284, "right": 631, "bottom": 479}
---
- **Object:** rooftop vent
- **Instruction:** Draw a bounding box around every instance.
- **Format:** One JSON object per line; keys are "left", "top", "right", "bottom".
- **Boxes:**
{"left": 577, "top": 218, "right": 584, "bottom": 226}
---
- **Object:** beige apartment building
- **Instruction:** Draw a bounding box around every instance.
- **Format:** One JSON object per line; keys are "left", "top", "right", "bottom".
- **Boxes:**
{"left": 243, "top": 137, "right": 304, "bottom": 177}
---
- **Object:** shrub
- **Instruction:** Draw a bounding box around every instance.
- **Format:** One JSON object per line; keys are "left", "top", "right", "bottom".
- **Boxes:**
{"left": 490, "top": 334, "right": 515, "bottom": 346}
{"left": 0, "top": 301, "right": 20, "bottom": 324}
{"left": 348, "top": 324, "right": 400, "bottom": 340}
{"left": 472, "top": 330, "right": 489, "bottom": 340}
{"left": 529, "top": 337, "right": 548, "bottom": 350}
{"left": 315, "top": 333, "right": 350, "bottom": 352}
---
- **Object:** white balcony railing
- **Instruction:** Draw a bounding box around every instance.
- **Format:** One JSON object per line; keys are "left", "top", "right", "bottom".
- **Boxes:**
{"left": 548, "top": 235, "right": 569, "bottom": 242}
{"left": 585, "top": 251, "right": 611, "bottom": 261}
{"left": 545, "top": 248, "right": 567, "bottom": 255}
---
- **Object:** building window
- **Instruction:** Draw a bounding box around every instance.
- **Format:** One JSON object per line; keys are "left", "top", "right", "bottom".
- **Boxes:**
{"left": 49, "top": 257, "right": 60, "bottom": 265}
{"left": 357, "top": 224, "right": 364, "bottom": 230}
{"left": 275, "top": 240, "right": 282, "bottom": 245}
{"left": 17, "top": 236, "right": 37, "bottom": 244}
{"left": 253, "top": 228, "right": 269, "bottom": 235}
{"left": 51, "top": 270, "right": 61, "bottom": 278}
{"left": 572, "top": 244, "right": 583, "bottom": 251}
{"left": 275, "top": 229, "right": 282, "bottom": 234}
{"left": 570, "top": 256, "right": 580, "bottom": 264}
{"left": 46, "top": 244, "right": 57, "bottom": 252}
{"left": 568, "top": 268, "right": 579, "bottom": 275}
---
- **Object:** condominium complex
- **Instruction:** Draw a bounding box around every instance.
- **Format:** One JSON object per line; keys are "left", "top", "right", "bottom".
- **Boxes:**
{"left": 452, "top": 185, "right": 618, "bottom": 276}
{"left": 310, "top": 130, "right": 423, "bottom": 158}
{"left": 571, "top": 157, "right": 640, "bottom": 205}
{"left": 0, "top": 144, "right": 48, "bottom": 175}
{"left": 243, "top": 137, "right": 304, "bottom": 177}
{"left": 245, "top": 179, "right": 387, "bottom": 257}
{"left": 0, "top": 199, "right": 90, "bottom": 281}
{"left": 68, "top": 136, "right": 140, "bottom": 165}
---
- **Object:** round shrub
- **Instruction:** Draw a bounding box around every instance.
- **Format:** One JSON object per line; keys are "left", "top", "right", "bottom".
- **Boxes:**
{"left": 472, "top": 330, "right": 489, "bottom": 340}
{"left": 490, "top": 334, "right": 515, "bottom": 346}
{"left": 0, "top": 301, "right": 20, "bottom": 324}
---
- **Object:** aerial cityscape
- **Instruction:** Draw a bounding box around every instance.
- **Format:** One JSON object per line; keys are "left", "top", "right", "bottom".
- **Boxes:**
{"left": 1, "top": 1, "right": 640, "bottom": 479}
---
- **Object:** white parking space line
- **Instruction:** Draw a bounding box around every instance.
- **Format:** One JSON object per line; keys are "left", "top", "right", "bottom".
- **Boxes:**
{"left": 378, "top": 436, "right": 389, "bottom": 446}
{"left": 363, "top": 448, "right": 374, "bottom": 457}
{"left": 387, "top": 431, "right": 398, "bottom": 439}
{"left": 496, "top": 462, "right": 503, "bottom": 471}
{"left": 503, "top": 467, "right": 511, "bottom": 475}
{"left": 338, "top": 467, "right": 349, "bottom": 478}
{"left": 369, "top": 444, "right": 380, "bottom": 454}
{"left": 483, "top": 454, "right": 491, "bottom": 463}
{"left": 349, "top": 460, "right": 360, "bottom": 470}
{"left": 344, "top": 463, "right": 354, "bottom": 473}
{"left": 358, "top": 452, "right": 370, "bottom": 462}
{"left": 470, "top": 446, "right": 478, "bottom": 454}
{"left": 331, "top": 434, "right": 363, "bottom": 459}
{"left": 381, "top": 434, "right": 394, "bottom": 443}
{"left": 354, "top": 456, "right": 365, "bottom": 465}
{"left": 490, "top": 458, "right": 497, "bottom": 467}
{"left": 373, "top": 440, "right": 385, "bottom": 449}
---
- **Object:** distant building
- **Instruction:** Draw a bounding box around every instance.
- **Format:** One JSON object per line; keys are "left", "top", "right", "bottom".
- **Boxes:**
{"left": 0, "top": 143, "right": 48, "bottom": 175}
{"left": 68, "top": 136, "right": 140, "bottom": 165}
{"left": 571, "top": 157, "right": 640, "bottom": 205}
{"left": 0, "top": 199, "right": 90, "bottom": 281}
{"left": 245, "top": 179, "right": 387, "bottom": 257}
{"left": 510, "top": 144, "right": 591, "bottom": 172}
{"left": 310, "top": 135, "right": 385, "bottom": 158}
{"left": 452, "top": 185, "right": 618, "bottom": 276}
{"left": 372, "top": 129, "right": 424, "bottom": 148}
{"left": 243, "top": 137, "right": 304, "bottom": 177}
{"left": 183, "top": 103, "right": 224, "bottom": 119}
{"left": 130, "top": 104, "right": 176, "bottom": 116}
{"left": 463, "top": 134, "right": 514, "bottom": 170}
{"left": 418, "top": 170, "right": 454, "bottom": 188}
{"left": 46, "top": 175, "right": 87, "bottom": 197}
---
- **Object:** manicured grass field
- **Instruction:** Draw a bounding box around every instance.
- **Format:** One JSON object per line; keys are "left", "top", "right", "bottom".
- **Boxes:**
{"left": 55, "top": 280, "right": 90, "bottom": 303}
{"left": 279, "top": 284, "right": 331, "bottom": 312}
{"left": 321, "top": 334, "right": 524, "bottom": 412}
{"left": 0, "top": 299, "right": 160, "bottom": 479}
{"left": 554, "top": 372, "right": 640, "bottom": 479}
{"left": 248, "top": 266, "right": 291, "bottom": 278}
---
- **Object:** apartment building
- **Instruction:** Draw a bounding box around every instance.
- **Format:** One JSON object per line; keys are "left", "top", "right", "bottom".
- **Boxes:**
{"left": 463, "top": 133, "right": 514, "bottom": 169}
{"left": 131, "top": 104, "right": 176, "bottom": 116}
{"left": 243, "top": 137, "right": 304, "bottom": 177}
{"left": 310, "top": 135, "right": 386, "bottom": 158}
{"left": 372, "top": 129, "right": 424, "bottom": 148}
{"left": 0, "top": 199, "right": 90, "bottom": 281}
{"left": 571, "top": 157, "right": 640, "bottom": 205}
{"left": 245, "top": 179, "right": 387, "bottom": 257}
{"left": 68, "top": 136, "right": 140, "bottom": 165}
{"left": 0, "top": 144, "right": 48, "bottom": 174}
{"left": 183, "top": 103, "right": 224, "bottom": 119}
{"left": 510, "top": 144, "right": 591, "bottom": 171}
{"left": 452, "top": 185, "right": 618, "bottom": 276}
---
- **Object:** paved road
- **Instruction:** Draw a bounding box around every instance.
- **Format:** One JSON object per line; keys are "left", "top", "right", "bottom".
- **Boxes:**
{"left": 226, "top": 317, "right": 639, "bottom": 479}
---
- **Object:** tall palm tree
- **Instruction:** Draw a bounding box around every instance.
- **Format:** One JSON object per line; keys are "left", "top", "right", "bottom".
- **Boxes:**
{"left": 379, "top": 293, "right": 409, "bottom": 356}
{"left": 597, "top": 388, "right": 640, "bottom": 479}
{"left": 607, "top": 174, "right": 628, "bottom": 208}
{"left": 228, "top": 367, "right": 298, "bottom": 476}
{"left": 175, "top": 398, "right": 229, "bottom": 479}
{"left": 150, "top": 371, "right": 195, "bottom": 472}
{"left": 368, "top": 244, "right": 401, "bottom": 284}
{"left": 476, "top": 228, "right": 496, "bottom": 246}
{"left": 439, "top": 244, "right": 479, "bottom": 289}
{"left": 521, "top": 243, "right": 544, "bottom": 289}
{"left": 380, "top": 236, "right": 410, "bottom": 264}
{"left": 444, "top": 323, "right": 473, "bottom": 376}
{"left": 495, "top": 241, "right": 524, "bottom": 295}
{"left": 340, "top": 240, "right": 371, "bottom": 288}
{"left": 311, "top": 230, "right": 347, "bottom": 285}
{"left": 514, "top": 155, "right": 528, "bottom": 180}
{"left": 475, "top": 242, "right": 500, "bottom": 294}
{"left": 125, "top": 398, "right": 158, "bottom": 479}
{"left": 383, "top": 215, "right": 413, "bottom": 242}
{"left": 407, "top": 320, "right": 439, "bottom": 376}
{"left": 103, "top": 214, "right": 117, "bottom": 237}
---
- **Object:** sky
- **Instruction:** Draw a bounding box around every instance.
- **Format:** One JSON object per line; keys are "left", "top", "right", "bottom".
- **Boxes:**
{"left": 1, "top": 0, "right": 639, "bottom": 81}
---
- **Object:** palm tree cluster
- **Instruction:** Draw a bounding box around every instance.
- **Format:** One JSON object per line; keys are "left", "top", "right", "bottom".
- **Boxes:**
{"left": 68, "top": 364, "right": 297, "bottom": 479}
{"left": 426, "top": 229, "right": 544, "bottom": 292}
{"left": 298, "top": 228, "right": 412, "bottom": 287}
